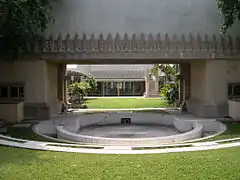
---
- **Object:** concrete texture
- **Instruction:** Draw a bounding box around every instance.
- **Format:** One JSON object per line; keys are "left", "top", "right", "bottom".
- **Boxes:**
{"left": 0, "top": 108, "right": 235, "bottom": 154}
{"left": 52, "top": 111, "right": 204, "bottom": 145}
{"left": 78, "top": 124, "right": 179, "bottom": 138}
{"left": 48, "top": 0, "right": 239, "bottom": 37}
{"left": 0, "top": 134, "right": 239, "bottom": 154}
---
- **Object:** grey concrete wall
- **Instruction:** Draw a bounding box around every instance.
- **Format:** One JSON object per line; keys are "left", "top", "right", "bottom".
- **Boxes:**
{"left": 48, "top": 0, "right": 240, "bottom": 37}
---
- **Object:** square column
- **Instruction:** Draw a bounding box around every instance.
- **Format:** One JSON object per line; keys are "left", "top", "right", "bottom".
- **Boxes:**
{"left": 187, "top": 60, "right": 228, "bottom": 118}
{"left": 57, "top": 63, "right": 67, "bottom": 112}
{"left": 179, "top": 63, "right": 191, "bottom": 103}
{"left": 144, "top": 75, "right": 159, "bottom": 97}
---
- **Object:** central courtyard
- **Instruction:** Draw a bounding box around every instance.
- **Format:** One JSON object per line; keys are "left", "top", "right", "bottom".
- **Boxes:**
{"left": 79, "top": 98, "right": 169, "bottom": 109}
{"left": 1, "top": 0, "right": 240, "bottom": 179}
{"left": 1, "top": 97, "right": 240, "bottom": 180}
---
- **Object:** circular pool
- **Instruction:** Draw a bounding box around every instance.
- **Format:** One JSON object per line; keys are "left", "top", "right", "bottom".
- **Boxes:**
{"left": 78, "top": 124, "right": 179, "bottom": 138}
{"left": 53, "top": 111, "right": 203, "bottom": 146}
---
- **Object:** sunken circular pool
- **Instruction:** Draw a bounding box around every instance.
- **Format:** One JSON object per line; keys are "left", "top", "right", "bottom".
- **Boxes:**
{"left": 78, "top": 124, "right": 179, "bottom": 138}
{"left": 52, "top": 111, "right": 203, "bottom": 146}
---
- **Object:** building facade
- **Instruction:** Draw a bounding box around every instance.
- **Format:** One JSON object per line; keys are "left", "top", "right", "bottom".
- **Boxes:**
{"left": 67, "top": 65, "right": 161, "bottom": 97}
{"left": 0, "top": 0, "right": 240, "bottom": 121}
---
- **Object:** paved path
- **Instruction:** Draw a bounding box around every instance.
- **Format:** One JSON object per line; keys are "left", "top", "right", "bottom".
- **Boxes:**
{"left": 0, "top": 136, "right": 240, "bottom": 154}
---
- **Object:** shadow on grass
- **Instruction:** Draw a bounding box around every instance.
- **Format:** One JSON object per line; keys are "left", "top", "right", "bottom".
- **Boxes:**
{"left": 6, "top": 126, "right": 56, "bottom": 142}
{"left": 220, "top": 122, "right": 240, "bottom": 138}
{"left": 0, "top": 146, "right": 42, "bottom": 166}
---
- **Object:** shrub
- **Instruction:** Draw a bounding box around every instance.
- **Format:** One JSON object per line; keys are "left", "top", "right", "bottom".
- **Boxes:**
{"left": 68, "top": 82, "right": 91, "bottom": 103}
{"left": 160, "top": 82, "right": 179, "bottom": 106}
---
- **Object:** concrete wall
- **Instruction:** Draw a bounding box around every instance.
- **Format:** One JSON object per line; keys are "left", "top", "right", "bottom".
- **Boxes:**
{"left": 228, "top": 100, "right": 240, "bottom": 121}
{"left": 0, "top": 60, "right": 61, "bottom": 119}
{"left": 48, "top": 0, "right": 239, "bottom": 37}
{"left": 227, "top": 61, "right": 240, "bottom": 83}
{"left": 46, "top": 63, "right": 60, "bottom": 115}
{"left": 0, "top": 102, "right": 24, "bottom": 123}
{"left": 0, "top": 60, "right": 47, "bottom": 103}
{"left": 190, "top": 61, "right": 206, "bottom": 101}
{"left": 187, "top": 60, "right": 229, "bottom": 117}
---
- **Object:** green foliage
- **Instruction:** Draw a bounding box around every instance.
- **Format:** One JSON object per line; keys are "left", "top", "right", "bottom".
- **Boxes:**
{"left": 68, "top": 74, "right": 97, "bottom": 102}
{"left": 150, "top": 64, "right": 176, "bottom": 81}
{"left": 84, "top": 73, "right": 97, "bottom": 92}
{"left": 216, "top": 0, "right": 240, "bottom": 33}
{"left": 0, "top": 0, "right": 53, "bottom": 60}
{"left": 68, "top": 82, "right": 91, "bottom": 98}
{"left": 160, "top": 82, "right": 179, "bottom": 105}
{"left": 151, "top": 64, "right": 179, "bottom": 105}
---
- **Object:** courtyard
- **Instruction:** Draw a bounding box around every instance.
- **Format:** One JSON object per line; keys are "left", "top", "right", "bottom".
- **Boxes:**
{"left": 80, "top": 98, "right": 168, "bottom": 109}
{"left": 1, "top": 98, "right": 240, "bottom": 180}
{"left": 1, "top": 0, "right": 240, "bottom": 179}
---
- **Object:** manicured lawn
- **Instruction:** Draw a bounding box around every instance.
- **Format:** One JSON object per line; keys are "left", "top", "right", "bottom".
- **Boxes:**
{"left": 204, "top": 122, "right": 240, "bottom": 141}
{"left": 0, "top": 146, "right": 240, "bottom": 180}
{"left": 83, "top": 98, "right": 168, "bottom": 109}
{"left": 7, "top": 127, "right": 55, "bottom": 142}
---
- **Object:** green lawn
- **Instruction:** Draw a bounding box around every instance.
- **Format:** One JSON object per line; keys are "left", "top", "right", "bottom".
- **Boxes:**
{"left": 0, "top": 146, "right": 240, "bottom": 180}
{"left": 83, "top": 98, "right": 168, "bottom": 109}
{"left": 202, "top": 122, "right": 240, "bottom": 141}
{"left": 7, "top": 127, "right": 55, "bottom": 142}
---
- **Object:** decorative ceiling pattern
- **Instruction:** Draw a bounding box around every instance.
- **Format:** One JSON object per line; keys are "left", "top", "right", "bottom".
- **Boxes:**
{"left": 31, "top": 33, "right": 240, "bottom": 61}
{"left": 34, "top": 33, "right": 240, "bottom": 53}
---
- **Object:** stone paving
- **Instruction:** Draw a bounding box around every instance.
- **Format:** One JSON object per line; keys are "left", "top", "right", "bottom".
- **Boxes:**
{"left": 0, "top": 137, "right": 240, "bottom": 154}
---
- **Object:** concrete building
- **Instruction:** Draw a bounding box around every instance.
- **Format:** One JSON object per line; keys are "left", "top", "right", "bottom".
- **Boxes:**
{"left": 67, "top": 64, "right": 163, "bottom": 97}
{"left": 0, "top": 0, "right": 240, "bottom": 122}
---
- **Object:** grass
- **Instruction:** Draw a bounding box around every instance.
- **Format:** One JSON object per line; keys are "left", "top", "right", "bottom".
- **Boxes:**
{"left": 0, "top": 146, "right": 240, "bottom": 180}
{"left": 1, "top": 112, "right": 240, "bottom": 179}
{"left": 214, "top": 122, "right": 240, "bottom": 140}
{"left": 197, "top": 122, "right": 240, "bottom": 142}
{"left": 84, "top": 109, "right": 170, "bottom": 115}
{"left": 82, "top": 98, "right": 168, "bottom": 109}
{"left": 7, "top": 127, "right": 56, "bottom": 142}
{"left": 7, "top": 127, "right": 50, "bottom": 141}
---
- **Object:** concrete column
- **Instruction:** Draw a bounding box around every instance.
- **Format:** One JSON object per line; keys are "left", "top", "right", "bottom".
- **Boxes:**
{"left": 144, "top": 76, "right": 150, "bottom": 97}
{"left": 179, "top": 63, "right": 191, "bottom": 103}
{"left": 133, "top": 82, "right": 135, "bottom": 96}
{"left": 102, "top": 82, "right": 105, "bottom": 96}
{"left": 57, "top": 64, "right": 64, "bottom": 100}
{"left": 144, "top": 76, "right": 160, "bottom": 97}
{"left": 154, "top": 75, "right": 159, "bottom": 96}
{"left": 187, "top": 60, "right": 228, "bottom": 118}
{"left": 63, "top": 65, "right": 68, "bottom": 103}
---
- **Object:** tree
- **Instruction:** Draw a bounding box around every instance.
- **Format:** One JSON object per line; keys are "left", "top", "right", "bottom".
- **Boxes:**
{"left": 150, "top": 64, "right": 176, "bottom": 82}
{"left": 68, "top": 82, "right": 91, "bottom": 103}
{"left": 217, "top": 0, "right": 240, "bottom": 33}
{"left": 150, "top": 64, "right": 179, "bottom": 106}
{"left": 84, "top": 73, "right": 97, "bottom": 93}
{"left": 68, "top": 73, "right": 97, "bottom": 103}
{"left": 0, "top": 0, "right": 53, "bottom": 60}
